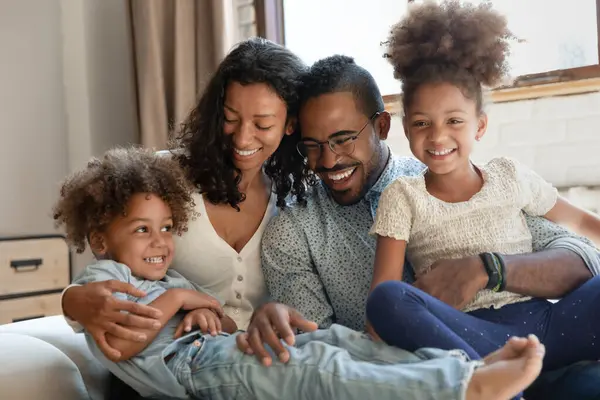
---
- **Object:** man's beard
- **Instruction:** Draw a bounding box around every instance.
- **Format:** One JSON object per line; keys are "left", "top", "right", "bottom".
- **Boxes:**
{"left": 317, "top": 143, "right": 388, "bottom": 206}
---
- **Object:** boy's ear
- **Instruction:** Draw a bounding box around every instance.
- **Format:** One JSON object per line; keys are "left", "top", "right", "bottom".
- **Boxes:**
{"left": 89, "top": 232, "right": 107, "bottom": 258}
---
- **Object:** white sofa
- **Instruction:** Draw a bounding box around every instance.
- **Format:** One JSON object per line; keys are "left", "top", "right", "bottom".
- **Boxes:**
{"left": 0, "top": 316, "right": 108, "bottom": 400}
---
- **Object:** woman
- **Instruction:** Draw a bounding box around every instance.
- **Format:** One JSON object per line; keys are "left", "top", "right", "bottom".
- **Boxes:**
{"left": 63, "top": 37, "right": 311, "bottom": 350}
{"left": 61, "top": 37, "right": 311, "bottom": 397}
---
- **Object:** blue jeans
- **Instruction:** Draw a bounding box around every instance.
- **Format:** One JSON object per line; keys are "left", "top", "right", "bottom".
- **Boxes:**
{"left": 366, "top": 276, "right": 600, "bottom": 372}
{"left": 165, "top": 324, "right": 479, "bottom": 400}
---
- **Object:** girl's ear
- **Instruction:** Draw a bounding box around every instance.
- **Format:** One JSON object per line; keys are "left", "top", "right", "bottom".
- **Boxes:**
{"left": 475, "top": 112, "right": 488, "bottom": 141}
{"left": 89, "top": 232, "right": 107, "bottom": 258}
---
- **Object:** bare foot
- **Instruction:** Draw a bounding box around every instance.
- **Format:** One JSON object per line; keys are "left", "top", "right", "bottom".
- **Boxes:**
{"left": 483, "top": 336, "right": 530, "bottom": 365}
{"left": 466, "top": 334, "right": 545, "bottom": 400}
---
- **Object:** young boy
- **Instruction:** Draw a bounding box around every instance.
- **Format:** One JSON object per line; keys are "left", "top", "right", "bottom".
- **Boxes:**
{"left": 55, "top": 146, "right": 546, "bottom": 400}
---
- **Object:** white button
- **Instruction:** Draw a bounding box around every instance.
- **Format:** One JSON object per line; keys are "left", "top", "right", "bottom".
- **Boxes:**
{"left": 237, "top": 256, "right": 242, "bottom": 262}
{"left": 237, "top": 275, "right": 243, "bottom": 281}
{"left": 193, "top": 340, "right": 201, "bottom": 347}
{"left": 236, "top": 292, "right": 242, "bottom": 300}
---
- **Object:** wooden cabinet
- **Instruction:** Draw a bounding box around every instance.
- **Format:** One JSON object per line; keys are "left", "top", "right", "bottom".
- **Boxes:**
{"left": 0, "top": 235, "right": 70, "bottom": 324}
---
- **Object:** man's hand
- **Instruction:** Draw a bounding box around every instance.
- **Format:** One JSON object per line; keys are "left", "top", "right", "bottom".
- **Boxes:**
{"left": 62, "top": 281, "right": 163, "bottom": 361}
{"left": 174, "top": 308, "right": 222, "bottom": 338}
{"left": 235, "top": 302, "right": 318, "bottom": 366}
{"left": 413, "top": 256, "right": 488, "bottom": 309}
{"left": 220, "top": 315, "right": 238, "bottom": 334}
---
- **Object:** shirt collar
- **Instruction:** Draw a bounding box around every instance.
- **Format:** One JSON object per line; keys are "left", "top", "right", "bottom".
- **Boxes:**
{"left": 369, "top": 150, "right": 401, "bottom": 195}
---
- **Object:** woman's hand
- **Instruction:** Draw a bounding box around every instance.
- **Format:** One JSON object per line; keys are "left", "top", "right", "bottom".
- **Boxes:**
{"left": 62, "top": 281, "right": 163, "bottom": 360}
{"left": 174, "top": 308, "right": 222, "bottom": 338}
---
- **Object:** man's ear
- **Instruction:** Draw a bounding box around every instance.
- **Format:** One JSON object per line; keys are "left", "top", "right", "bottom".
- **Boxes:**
{"left": 284, "top": 117, "right": 297, "bottom": 136}
{"left": 89, "top": 232, "right": 107, "bottom": 259}
{"left": 376, "top": 111, "right": 391, "bottom": 141}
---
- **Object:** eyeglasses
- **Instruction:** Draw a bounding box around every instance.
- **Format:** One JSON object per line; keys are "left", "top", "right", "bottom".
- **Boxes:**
{"left": 296, "top": 112, "right": 381, "bottom": 160}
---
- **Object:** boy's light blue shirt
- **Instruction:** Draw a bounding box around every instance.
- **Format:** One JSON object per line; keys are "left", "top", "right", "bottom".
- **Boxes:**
{"left": 73, "top": 260, "right": 223, "bottom": 399}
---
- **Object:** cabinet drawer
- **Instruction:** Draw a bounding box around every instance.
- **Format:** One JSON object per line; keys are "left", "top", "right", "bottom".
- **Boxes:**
{"left": 0, "top": 236, "right": 70, "bottom": 297}
{"left": 0, "top": 293, "right": 63, "bottom": 324}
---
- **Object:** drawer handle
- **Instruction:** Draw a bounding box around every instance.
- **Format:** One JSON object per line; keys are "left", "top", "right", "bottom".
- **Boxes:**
{"left": 13, "top": 315, "right": 45, "bottom": 323}
{"left": 10, "top": 258, "right": 43, "bottom": 272}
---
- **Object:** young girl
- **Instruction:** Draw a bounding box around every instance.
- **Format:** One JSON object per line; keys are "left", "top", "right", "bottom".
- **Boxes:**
{"left": 55, "top": 146, "right": 545, "bottom": 400}
{"left": 366, "top": 0, "right": 600, "bottom": 374}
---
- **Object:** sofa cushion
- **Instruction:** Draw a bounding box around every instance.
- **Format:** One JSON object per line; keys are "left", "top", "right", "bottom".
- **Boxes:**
{"left": 0, "top": 316, "right": 109, "bottom": 400}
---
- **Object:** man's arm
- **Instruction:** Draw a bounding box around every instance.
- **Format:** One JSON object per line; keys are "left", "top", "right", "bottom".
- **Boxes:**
{"left": 503, "top": 215, "right": 599, "bottom": 298}
{"left": 544, "top": 197, "right": 600, "bottom": 246}
{"left": 260, "top": 210, "right": 334, "bottom": 329}
{"left": 415, "top": 215, "right": 600, "bottom": 308}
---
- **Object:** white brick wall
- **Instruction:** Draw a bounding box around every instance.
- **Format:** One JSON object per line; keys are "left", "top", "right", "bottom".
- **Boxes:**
{"left": 386, "top": 91, "right": 600, "bottom": 212}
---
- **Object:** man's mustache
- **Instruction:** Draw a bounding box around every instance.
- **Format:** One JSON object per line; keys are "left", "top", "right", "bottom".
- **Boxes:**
{"left": 314, "top": 163, "right": 360, "bottom": 174}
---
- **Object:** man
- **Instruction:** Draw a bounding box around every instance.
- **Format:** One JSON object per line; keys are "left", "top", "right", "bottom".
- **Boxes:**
{"left": 236, "top": 55, "right": 600, "bottom": 399}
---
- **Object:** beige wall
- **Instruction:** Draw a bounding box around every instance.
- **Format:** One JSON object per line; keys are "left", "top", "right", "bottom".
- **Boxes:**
{"left": 61, "top": 0, "right": 138, "bottom": 170}
{"left": 0, "top": 0, "right": 69, "bottom": 235}
{"left": 1, "top": 0, "right": 137, "bottom": 272}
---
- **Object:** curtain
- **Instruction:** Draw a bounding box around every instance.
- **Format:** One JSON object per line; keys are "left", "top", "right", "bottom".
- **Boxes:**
{"left": 128, "top": 0, "right": 238, "bottom": 149}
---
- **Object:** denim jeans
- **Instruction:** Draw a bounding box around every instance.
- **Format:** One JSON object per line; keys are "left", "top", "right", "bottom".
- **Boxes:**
{"left": 165, "top": 324, "right": 479, "bottom": 400}
{"left": 367, "top": 277, "right": 600, "bottom": 372}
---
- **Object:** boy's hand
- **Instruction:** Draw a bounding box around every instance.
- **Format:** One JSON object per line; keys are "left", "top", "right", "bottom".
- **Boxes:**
{"left": 178, "top": 289, "right": 223, "bottom": 316}
{"left": 174, "top": 308, "right": 222, "bottom": 338}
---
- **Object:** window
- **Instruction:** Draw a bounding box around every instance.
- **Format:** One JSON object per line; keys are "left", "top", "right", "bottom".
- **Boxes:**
{"left": 257, "top": 0, "right": 600, "bottom": 96}
{"left": 445, "top": 0, "right": 600, "bottom": 86}
{"left": 283, "top": 0, "right": 409, "bottom": 96}
{"left": 236, "top": 0, "right": 257, "bottom": 41}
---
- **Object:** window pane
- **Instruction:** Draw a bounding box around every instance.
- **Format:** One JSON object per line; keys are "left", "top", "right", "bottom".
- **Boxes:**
{"left": 284, "top": 1, "right": 599, "bottom": 95}
{"left": 420, "top": 0, "right": 599, "bottom": 77}
{"left": 283, "top": 0, "right": 408, "bottom": 96}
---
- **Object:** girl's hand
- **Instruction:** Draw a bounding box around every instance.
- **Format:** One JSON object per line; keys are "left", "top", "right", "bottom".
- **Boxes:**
{"left": 174, "top": 308, "right": 222, "bottom": 338}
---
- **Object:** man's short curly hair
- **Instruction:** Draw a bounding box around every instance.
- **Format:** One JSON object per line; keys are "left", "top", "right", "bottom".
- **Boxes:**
{"left": 385, "top": 0, "right": 517, "bottom": 113}
{"left": 53, "top": 147, "right": 196, "bottom": 253}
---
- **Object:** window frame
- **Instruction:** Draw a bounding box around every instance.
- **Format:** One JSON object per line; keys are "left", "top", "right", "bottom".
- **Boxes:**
{"left": 256, "top": 0, "right": 600, "bottom": 103}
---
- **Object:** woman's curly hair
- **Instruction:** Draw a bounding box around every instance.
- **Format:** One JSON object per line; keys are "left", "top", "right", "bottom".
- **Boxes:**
{"left": 53, "top": 147, "right": 196, "bottom": 253}
{"left": 172, "top": 37, "right": 312, "bottom": 210}
{"left": 385, "top": 0, "right": 517, "bottom": 113}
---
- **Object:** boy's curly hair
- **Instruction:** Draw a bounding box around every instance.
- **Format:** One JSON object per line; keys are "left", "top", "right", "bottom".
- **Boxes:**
{"left": 385, "top": 0, "right": 517, "bottom": 113}
{"left": 53, "top": 147, "right": 196, "bottom": 253}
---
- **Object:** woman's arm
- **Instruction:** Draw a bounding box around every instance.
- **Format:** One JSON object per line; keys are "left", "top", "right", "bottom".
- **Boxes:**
{"left": 106, "top": 288, "right": 223, "bottom": 362}
{"left": 62, "top": 281, "right": 163, "bottom": 360}
{"left": 544, "top": 197, "right": 600, "bottom": 246}
{"left": 106, "top": 289, "right": 184, "bottom": 361}
{"left": 370, "top": 235, "right": 408, "bottom": 292}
